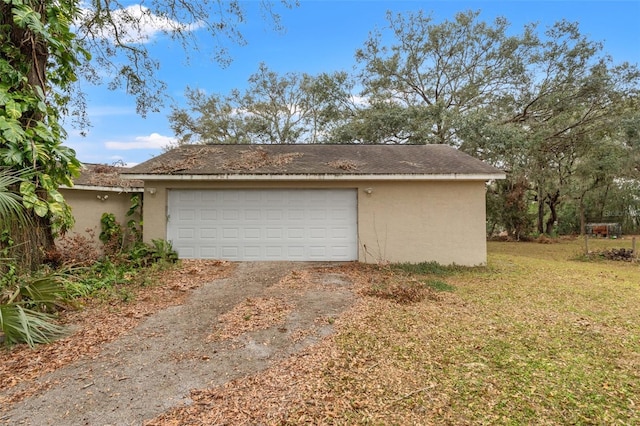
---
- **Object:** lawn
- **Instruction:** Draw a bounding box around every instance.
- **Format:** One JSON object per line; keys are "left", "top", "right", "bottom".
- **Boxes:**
{"left": 151, "top": 237, "right": 640, "bottom": 425}
{"left": 417, "top": 239, "right": 640, "bottom": 425}
{"left": 321, "top": 240, "right": 639, "bottom": 425}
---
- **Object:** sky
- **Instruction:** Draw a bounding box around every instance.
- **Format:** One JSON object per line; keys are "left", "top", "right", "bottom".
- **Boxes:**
{"left": 64, "top": 0, "right": 640, "bottom": 166}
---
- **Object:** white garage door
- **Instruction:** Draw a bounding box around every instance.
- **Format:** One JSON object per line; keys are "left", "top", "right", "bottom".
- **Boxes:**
{"left": 167, "top": 189, "right": 358, "bottom": 261}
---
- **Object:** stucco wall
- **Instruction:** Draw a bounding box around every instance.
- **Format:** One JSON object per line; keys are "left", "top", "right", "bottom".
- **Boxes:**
{"left": 60, "top": 189, "right": 140, "bottom": 243}
{"left": 357, "top": 181, "right": 487, "bottom": 265}
{"left": 140, "top": 179, "right": 488, "bottom": 266}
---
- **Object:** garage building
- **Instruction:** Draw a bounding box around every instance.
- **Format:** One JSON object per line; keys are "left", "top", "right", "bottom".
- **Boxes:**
{"left": 123, "top": 144, "right": 504, "bottom": 266}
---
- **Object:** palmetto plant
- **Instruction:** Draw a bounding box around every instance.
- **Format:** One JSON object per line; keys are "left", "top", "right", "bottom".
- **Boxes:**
{"left": 0, "top": 168, "right": 29, "bottom": 228}
{"left": 1, "top": 169, "right": 69, "bottom": 347}
{"left": 0, "top": 275, "right": 70, "bottom": 347}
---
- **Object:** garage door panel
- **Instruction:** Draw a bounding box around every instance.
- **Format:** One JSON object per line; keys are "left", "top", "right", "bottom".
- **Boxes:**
{"left": 222, "top": 191, "right": 240, "bottom": 202}
{"left": 221, "top": 246, "right": 240, "bottom": 257}
{"left": 222, "top": 209, "right": 239, "bottom": 220}
{"left": 330, "top": 208, "right": 351, "bottom": 220}
{"left": 222, "top": 228, "right": 239, "bottom": 239}
{"left": 244, "top": 191, "right": 262, "bottom": 202}
{"left": 310, "top": 210, "right": 326, "bottom": 220}
{"left": 309, "top": 228, "right": 326, "bottom": 239}
{"left": 265, "top": 227, "right": 282, "bottom": 239}
{"left": 200, "top": 246, "right": 217, "bottom": 258}
{"left": 288, "top": 209, "right": 304, "bottom": 220}
{"left": 266, "top": 191, "right": 285, "bottom": 202}
{"left": 177, "top": 209, "right": 196, "bottom": 221}
{"left": 287, "top": 246, "right": 304, "bottom": 257}
{"left": 201, "top": 191, "right": 218, "bottom": 202}
{"left": 244, "top": 228, "right": 261, "bottom": 239}
{"left": 288, "top": 228, "right": 304, "bottom": 239}
{"left": 177, "top": 228, "right": 195, "bottom": 239}
{"left": 200, "top": 209, "right": 218, "bottom": 221}
{"left": 243, "top": 246, "right": 260, "bottom": 257}
{"left": 331, "top": 246, "right": 350, "bottom": 257}
{"left": 266, "top": 209, "right": 283, "bottom": 220}
{"left": 167, "top": 189, "right": 357, "bottom": 261}
{"left": 245, "top": 209, "right": 261, "bottom": 220}
{"left": 178, "top": 191, "right": 196, "bottom": 202}
{"left": 201, "top": 228, "right": 216, "bottom": 239}
{"left": 330, "top": 227, "right": 350, "bottom": 239}
{"left": 309, "top": 247, "right": 327, "bottom": 258}
{"left": 266, "top": 246, "right": 283, "bottom": 257}
{"left": 180, "top": 247, "right": 195, "bottom": 257}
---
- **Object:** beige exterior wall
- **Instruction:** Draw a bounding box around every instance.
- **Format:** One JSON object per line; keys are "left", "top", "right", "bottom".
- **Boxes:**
{"left": 59, "top": 188, "right": 140, "bottom": 244}
{"left": 357, "top": 181, "right": 487, "bottom": 265}
{"left": 140, "top": 179, "right": 488, "bottom": 266}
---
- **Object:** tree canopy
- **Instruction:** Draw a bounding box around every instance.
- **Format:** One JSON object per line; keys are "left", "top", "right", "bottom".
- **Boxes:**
{"left": 170, "top": 64, "right": 356, "bottom": 145}
{"left": 170, "top": 9, "right": 640, "bottom": 236}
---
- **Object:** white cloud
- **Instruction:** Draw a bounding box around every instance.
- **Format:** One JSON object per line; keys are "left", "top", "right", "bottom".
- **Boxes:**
{"left": 351, "top": 95, "right": 369, "bottom": 107}
{"left": 105, "top": 133, "right": 176, "bottom": 150}
{"left": 80, "top": 5, "right": 204, "bottom": 44}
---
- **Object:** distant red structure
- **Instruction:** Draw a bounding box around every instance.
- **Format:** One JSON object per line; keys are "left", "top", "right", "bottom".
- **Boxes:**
{"left": 586, "top": 223, "right": 622, "bottom": 238}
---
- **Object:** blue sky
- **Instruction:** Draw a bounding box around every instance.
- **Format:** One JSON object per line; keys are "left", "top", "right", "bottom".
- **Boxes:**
{"left": 65, "top": 0, "right": 640, "bottom": 166}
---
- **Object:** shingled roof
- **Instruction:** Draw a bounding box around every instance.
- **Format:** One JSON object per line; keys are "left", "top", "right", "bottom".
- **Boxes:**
{"left": 70, "top": 163, "right": 144, "bottom": 191}
{"left": 123, "top": 144, "right": 504, "bottom": 180}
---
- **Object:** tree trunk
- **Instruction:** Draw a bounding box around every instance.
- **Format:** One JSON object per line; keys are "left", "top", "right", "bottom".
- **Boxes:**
{"left": 2, "top": 215, "right": 53, "bottom": 271}
{"left": 579, "top": 197, "right": 586, "bottom": 236}
{"left": 599, "top": 183, "right": 611, "bottom": 222}
{"left": 537, "top": 187, "right": 546, "bottom": 235}
{"left": 545, "top": 190, "right": 560, "bottom": 235}
{"left": 1, "top": 2, "right": 55, "bottom": 270}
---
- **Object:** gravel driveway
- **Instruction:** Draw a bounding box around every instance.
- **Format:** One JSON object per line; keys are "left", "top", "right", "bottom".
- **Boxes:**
{"left": 1, "top": 262, "right": 354, "bottom": 425}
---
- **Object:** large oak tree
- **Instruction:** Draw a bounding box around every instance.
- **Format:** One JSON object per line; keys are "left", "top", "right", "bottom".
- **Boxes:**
{"left": 170, "top": 64, "right": 356, "bottom": 145}
{"left": 353, "top": 10, "right": 639, "bottom": 235}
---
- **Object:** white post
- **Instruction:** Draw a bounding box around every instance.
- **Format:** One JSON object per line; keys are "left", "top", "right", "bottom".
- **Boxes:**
{"left": 585, "top": 234, "right": 589, "bottom": 255}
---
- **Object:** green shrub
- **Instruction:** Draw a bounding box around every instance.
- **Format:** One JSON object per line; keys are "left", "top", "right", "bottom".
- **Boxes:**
{"left": 1, "top": 233, "right": 179, "bottom": 347}
{"left": 128, "top": 239, "right": 179, "bottom": 267}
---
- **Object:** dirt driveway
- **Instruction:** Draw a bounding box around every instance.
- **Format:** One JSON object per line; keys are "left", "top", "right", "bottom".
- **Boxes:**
{"left": 1, "top": 262, "right": 355, "bottom": 425}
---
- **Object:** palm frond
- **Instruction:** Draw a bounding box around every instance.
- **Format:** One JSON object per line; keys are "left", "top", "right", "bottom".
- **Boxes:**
{"left": 19, "top": 274, "right": 75, "bottom": 311}
{"left": 0, "top": 303, "right": 67, "bottom": 347}
{"left": 0, "top": 168, "right": 31, "bottom": 228}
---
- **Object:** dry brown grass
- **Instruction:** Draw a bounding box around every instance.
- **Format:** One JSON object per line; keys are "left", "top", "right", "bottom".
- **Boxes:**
{"left": 149, "top": 240, "right": 640, "bottom": 425}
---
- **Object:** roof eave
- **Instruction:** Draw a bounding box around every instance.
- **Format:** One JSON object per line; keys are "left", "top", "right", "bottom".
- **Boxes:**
{"left": 121, "top": 173, "right": 506, "bottom": 182}
{"left": 62, "top": 184, "right": 144, "bottom": 193}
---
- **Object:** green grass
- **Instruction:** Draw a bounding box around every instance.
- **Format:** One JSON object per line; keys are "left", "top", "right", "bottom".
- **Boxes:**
{"left": 320, "top": 237, "right": 640, "bottom": 424}
{"left": 422, "top": 278, "right": 455, "bottom": 292}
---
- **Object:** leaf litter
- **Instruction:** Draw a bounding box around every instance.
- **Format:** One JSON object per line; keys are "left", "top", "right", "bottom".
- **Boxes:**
{"left": 0, "top": 261, "right": 358, "bottom": 425}
{"left": 0, "top": 259, "right": 233, "bottom": 410}
{"left": 9, "top": 248, "right": 629, "bottom": 425}
{"left": 146, "top": 263, "right": 447, "bottom": 425}
{"left": 1, "top": 259, "right": 460, "bottom": 425}
{"left": 208, "top": 297, "right": 293, "bottom": 342}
